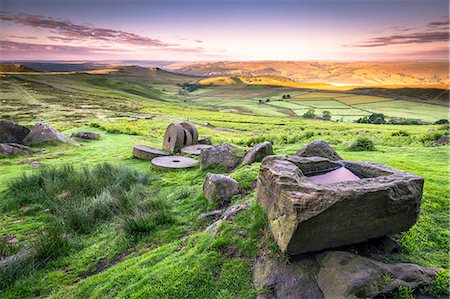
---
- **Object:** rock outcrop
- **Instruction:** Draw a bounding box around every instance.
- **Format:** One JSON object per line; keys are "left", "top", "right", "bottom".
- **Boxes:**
{"left": 203, "top": 173, "right": 239, "bottom": 204}
{"left": 0, "top": 120, "right": 30, "bottom": 144}
{"left": 200, "top": 143, "right": 242, "bottom": 171}
{"left": 257, "top": 154, "right": 424, "bottom": 255}
{"left": 296, "top": 140, "right": 342, "bottom": 161}
{"left": 243, "top": 141, "right": 273, "bottom": 165}
{"left": 23, "top": 123, "right": 80, "bottom": 146}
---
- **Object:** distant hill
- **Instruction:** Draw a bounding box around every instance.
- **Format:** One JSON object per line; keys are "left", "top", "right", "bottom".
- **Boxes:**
{"left": 0, "top": 63, "right": 36, "bottom": 72}
{"left": 168, "top": 61, "right": 449, "bottom": 88}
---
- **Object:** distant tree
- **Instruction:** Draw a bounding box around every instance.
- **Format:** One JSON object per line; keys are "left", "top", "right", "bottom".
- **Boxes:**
{"left": 435, "top": 119, "right": 449, "bottom": 125}
{"left": 322, "top": 110, "right": 332, "bottom": 120}
{"left": 368, "top": 113, "right": 386, "bottom": 124}
{"left": 303, "top": 109, "right": 316, "bottom": 119}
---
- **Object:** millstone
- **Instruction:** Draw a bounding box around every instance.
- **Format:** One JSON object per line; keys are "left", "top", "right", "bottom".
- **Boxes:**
{"left": 151, "top": 156, "right": 198, "bottom": 169}
{"left": 180, "top": 122, "right": 198, "bottom": 144}
{"left": 181, "top": 144, "right": 213, "bottom": 155}
{"left": 163, "top": 123, "right": 185, "bottom": 153}
{"left": 133, "top": 145, "right": 169, "bottom": 160}
{"left": 183, "top": 128, "right": 193, "bottom": 146}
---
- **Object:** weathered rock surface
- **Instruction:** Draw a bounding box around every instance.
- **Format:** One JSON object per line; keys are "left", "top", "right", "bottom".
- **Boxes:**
{"left": 296, "top": 140, "right": 342, "bottom": 161}
{"left": 181, "top": 144, "right": 213, "bottom": 155}
{"left": 317, "top": 251, "right": 437, "bottom": 299}
{"left": 203, "top": 173, "right": 239, "bottom": 204}
{"left": 133, "top": 145, "right": 169, "bottom": 160}
{"left": 0, "top": 143, "right": 31, "bottom": 156}
{"left": 71, "top": 132, "right": 100, "bottom": 140}
{"left": 253, "top": 251, "right": 437, "bottom": 299}
{"left": 257, "top": 154, "right": 424, "bottom": 255}
{"left": 200, "top": 143, "right": 242, "bottom": 171}
{"left": 432, "top": 135, "right": 449, "bottom": 146}
{"left": 180, "top": 122, "right": 198, "bottom": 144}
{"left": 163, "top": 123, "right": 185, "bottom": 153}
{"left": 221, "top": 202, "right": 249, "bottom": 220}
{"left": 205, "top": 219, "right": 223, "bottom": 233}
{"left": 199, "top": 209, "right": 223, "bottom": 218}
{"left": 23, "top": 123, "right": 80, "bottom": 146}
{"left": 243, "top": 141, "right": 273, "bottom": 165}
{"left": 0, "top": 120, "right": 30, "bottom": 144}
{"left": 198, "top": 135, "right": 211, "bottom": 145}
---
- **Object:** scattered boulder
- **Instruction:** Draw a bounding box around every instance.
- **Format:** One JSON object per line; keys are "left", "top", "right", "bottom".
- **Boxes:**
{"left": 198, "top": 135, "right": 211, "bottom": 145}
{"left": 23, "top": 123, "right": 80, "bottom": 146}
{"left": 221, "top": 202, "right": 249, "bottom": 220}
{"left": 316, "top": 251, "right": 437, "bottom": 299}
{"left": 432, "top": 135, "right": 449, "bottom": 146}
{"left": 253, "top": 251, "right": 437, "bottom": 299}
{"left": 296, "top": 140, "right": 342, "bottom": 161}
{"left": 0, "top": 143, "right": 31, "bottom": 156}
{"left": 29, "top": 161, "right": 41, "bottom": 168}
{"left": 133, "top": 145, "right": 169, "bottom": 160}
{"left": 257, "top": 154, "right": 424, "bottom": 255}
{"left": 71, "top": 132, "right": 100, "bottom": 140}
{"left": 200, "top": 143, "right": 242, "bottom": 171}
{"left": 0, "top": 120, "right": 30, "bottom": 144}
{"left": 242, "top": 141, "right": 273, "bottom": 165}
{"left": 203, "top": 173, "right": 239, "bottom": 204}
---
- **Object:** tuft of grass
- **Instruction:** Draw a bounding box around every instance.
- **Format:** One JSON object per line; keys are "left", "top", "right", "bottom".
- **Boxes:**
{"left": 348, "top": 137, "right": 376, "bottom": 151}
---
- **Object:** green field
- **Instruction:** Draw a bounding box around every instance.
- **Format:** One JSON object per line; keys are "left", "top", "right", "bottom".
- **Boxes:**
{"left": 0, "top": 70, "right": 449, "bottom": 298}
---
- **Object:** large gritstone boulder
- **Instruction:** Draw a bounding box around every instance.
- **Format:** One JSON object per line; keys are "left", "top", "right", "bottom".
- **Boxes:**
{"left": 200, "top": 143, "right": 242, "bottom": 171}
{"left": 242, "top": 141, "right": 273, "bottom": 165}
{"left": 0, "top": 120, "right": 30, "bottom": 144}
{"left": 296, "top": 140, "right": 342, "bottom": 161}
{"left": 23, "top": 123, "right": 80, "bottom": 146}
{"left": 203, "top": 173, "right": 239, "bottom": 205}
{"left": 256, "top": 154, "right": 423, "bottom": 255}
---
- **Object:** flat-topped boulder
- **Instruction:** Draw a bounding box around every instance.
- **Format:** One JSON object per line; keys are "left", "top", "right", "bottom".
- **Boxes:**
{"left": 243, "top": 141, "right": 273, "bottom": 165}
{"left": 151, "top": 156, "right": 198, "bottom": 169}
{"left": 71, "top": 132, "right": 100, "bottom": 140}
{"left": 181, "top": 144, "right": 213, "bottom": 155}
{"left": 203, "top": 173, "right": 239, "bottom": 205}
{"left": 200, "top": 143, "right": 242, "bottom": 171}
{"left": 133, "top": 145, "right": 169, "bottom": 160}
{"left": 257, "top": 154, "right": 423, "bottom": 255}
{"left": 23, "top": 123, "right": 80, "bottom": 146}
{"left": 0, "top": 120, "right": 30, "bottom": 144}
{"left": 296, "top": 140, "right": 342, "bottom": 161}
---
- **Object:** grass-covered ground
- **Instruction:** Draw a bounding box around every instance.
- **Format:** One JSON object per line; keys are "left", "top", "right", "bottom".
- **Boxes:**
{"left": 0, "top": 71, "right": 449, "bottom": 298}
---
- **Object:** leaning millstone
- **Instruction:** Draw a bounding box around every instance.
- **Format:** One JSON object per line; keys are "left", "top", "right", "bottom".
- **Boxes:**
{"left": 198, "top": 135, "right": 211, "bottom": 145}
{"left": 0, "top": 143, "right": 31, "bottom": 156}
{"left": 0, "top": 120, "right": 30, "bottom": 144}
{"left": 71, "top": 132, "right": 100, "bottom": 140}
{"left": 257, "top": 155, "right": 424, "bottom": 255}
{"left": 200, "top": 143, "right": 242, "bottom": 171}
{"left": 180, "top": 122, "right": 199, "bottom": 144}
{"left": 181, "top": 144, "right": 213, "bottom": 155}
{"left": 317, "top": 251, "right": 437, "bottom": 299}
{"left": 182, "top": 128, "right": 193, "bottom": 146}
{"left": 23, "top": 123, "right": 80, "bottom": 146}
{"left": 133, "top": 145, "right": 169, "bottom": 160}
{"left": 296, "top": 140, "right": 342, "bottom": 161}
{"left": 151, "top": 156, "right": 198, "bottom": 169}
{"left": 242, "top": 141, "right": 273, "bottom": 165}
{"left": 221, "top": 202, "right": 249, "bottom": 220}
{"left": 203, "top": 173, "right": 239, "bottom": 204}
{"left": 162, "top": 123, "right": 185, "bottom": 153}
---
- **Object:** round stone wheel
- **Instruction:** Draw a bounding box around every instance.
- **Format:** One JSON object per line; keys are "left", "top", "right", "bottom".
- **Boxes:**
{"left": 181, "top": 144, "right": 213, "bottom": 155}
{"left": 163, "top": 123, "right": 185, "bottom": 153}
{"left": 151, "top": 156, "right": 198, "bottom": 169}
{"left": 133, "top": 145, "right": 169, "bottom": 160}
{"left": 180, "top": 122, "right": 198, "bottom": 144}
{"left": 183, "top": 128, "right": 193, "bottom": 146}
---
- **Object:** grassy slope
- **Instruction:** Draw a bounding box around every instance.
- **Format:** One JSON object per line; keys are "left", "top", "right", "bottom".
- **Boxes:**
{"left": 0, "top": 72, "right": 449, "bottom": 298}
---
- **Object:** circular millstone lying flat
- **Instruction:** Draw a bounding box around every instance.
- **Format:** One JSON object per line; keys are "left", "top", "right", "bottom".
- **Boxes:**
{"left": 180, "top": 122, "right": 198, "bottom": 144}
{"left": 151, "top": 156, "right": 198, "bottom": 169}
{"left": 163, "top": 123, "right": 185, "bottom": 153}
{"left": 133, "top": 145, "right": 169, "bottom": 160}
{"left": 181, "top": 144, "right": 213, "bottom": 155}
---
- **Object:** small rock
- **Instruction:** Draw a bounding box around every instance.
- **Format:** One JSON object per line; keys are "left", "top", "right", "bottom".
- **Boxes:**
{"left": 198, "top": 135, "right": 211, "bottom": 145}
{"left": 71, "top": 132, "right": 100, "bottom": 140}
{"left": 243, "top": 141, "right": 273, "bottom": 165}
{"left": 199, "top": 209, "right": 224, "bottom": 218}
{"left": 29, "top": 161, "right": 41, "bottom": 168}
{"left": 203, "top": 173, "right": 239, "bottom": 205}
{"left": 200, "top": 143, "right": 242, "bottom": 171}
{"left": 23, "top": 123, "right": 80, "bottom": 146}
{"left": 221, "top": 202, "right": 249, "bottom": 220}
{"left": 432, "top": 135, "right": 449, "bottom": 146}
{"left": 205, "top": 220, "right": 223, "bottom": 233}
{"left": 296, "top": 140, "right": 342, "bottom": 161}
{"left": 344, "top": 142, "right": 351, "bottom": 147}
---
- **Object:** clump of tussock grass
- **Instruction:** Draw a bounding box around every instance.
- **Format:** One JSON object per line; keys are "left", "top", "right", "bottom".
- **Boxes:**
{"left": 348, "top": 137, "right": 376, "bottom": 151}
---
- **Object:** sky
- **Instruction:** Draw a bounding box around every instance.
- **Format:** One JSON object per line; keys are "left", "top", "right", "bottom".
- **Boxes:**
{"left": 0, "top": 0, "right": 448, "bottom": 61}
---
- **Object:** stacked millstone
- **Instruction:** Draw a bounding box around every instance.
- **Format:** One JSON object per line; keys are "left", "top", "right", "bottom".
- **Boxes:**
{"left": 163, "top": 122, "right": 199, "bottom": 153}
